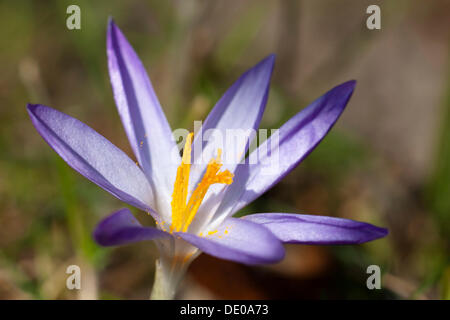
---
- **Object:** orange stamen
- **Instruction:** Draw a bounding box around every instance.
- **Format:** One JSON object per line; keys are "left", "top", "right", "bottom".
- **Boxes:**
{"left": 170, "top": 133, "right": 233, "bottom": 233}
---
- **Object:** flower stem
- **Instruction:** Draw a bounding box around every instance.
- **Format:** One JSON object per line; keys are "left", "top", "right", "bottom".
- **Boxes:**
{"left": 150, "top": 259, "right": 176, "bottom": 300}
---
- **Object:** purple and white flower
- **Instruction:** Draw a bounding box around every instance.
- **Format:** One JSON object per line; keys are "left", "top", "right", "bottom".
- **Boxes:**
{"left": 27, "top": 20, "right": 388, "bottom": 299}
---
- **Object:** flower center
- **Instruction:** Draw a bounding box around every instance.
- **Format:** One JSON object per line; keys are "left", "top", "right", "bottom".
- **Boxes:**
{"left": 170, "top": 132, "right": 233, "bottom": 233}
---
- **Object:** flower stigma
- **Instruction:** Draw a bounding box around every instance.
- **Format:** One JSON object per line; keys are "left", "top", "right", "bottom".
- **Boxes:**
{"left": 170, "top": 132, "right": 234, "bottom": 233}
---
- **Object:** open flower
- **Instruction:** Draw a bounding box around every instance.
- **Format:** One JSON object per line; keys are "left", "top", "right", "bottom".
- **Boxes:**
{"left": 27, "top": 20, "right": 388, "bottom": 299}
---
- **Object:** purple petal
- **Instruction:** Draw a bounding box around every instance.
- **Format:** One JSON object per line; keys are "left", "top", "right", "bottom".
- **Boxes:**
{"left": 244, "top": 213, "right": 388, "bottom": 244}
{"left": 177, "top": 217, "right": 284, "bottom": 265}
{"left": 27, "top": 104, "right": 154, "bottom": 213}
{"left": 218, "top": 81, "right": 356, "bottom": 217}
{"left": 190, "top": 55, "right": 275, "bottom": 187}
{"left": 93, "top": 208, "right": 170, "bottom": 246}
{"left": 107, "top": 20, "right": 179, "bottom": 214}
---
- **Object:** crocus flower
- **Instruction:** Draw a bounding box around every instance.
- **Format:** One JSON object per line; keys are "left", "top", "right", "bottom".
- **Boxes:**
{"left": 27, "top": 20, "right": 388, "bottom": 299}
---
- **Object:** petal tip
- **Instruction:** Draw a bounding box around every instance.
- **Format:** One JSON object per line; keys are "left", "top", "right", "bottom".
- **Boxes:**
{"left": 26, "top": 103, "right": 36, "bottom": 113}
{"left": 337, "top": 80, "right": 357, "bottom": 94}
{"left": 260, "top": 53, "right": 276, "bottom": 69}
{"left": 92, "top": 209, "right": 125, "bottom": 246}
{"left": 92, "top": 228, "right": 106, "bottom": 246}
{"left": 265, "top": 53, "right": 276, "bottom": 63}
{"left": 92, "top": 224, "right": 109, "bottom": 247}
{"left": 107, "top": 17, "right": 118, "bottom": 32}
{"left": 374, "top": 226, "right": 389, "bottom": 239}
{"left": 345, "top": 79, "right": 357, "bottom": 91}
{"left": 324, "top": 80, "right": 356, "bottom": 110}
{"left": 26, "top": 103, "right": 46, "bottom": 119}
{"left": 107, "top": 17, "right": 122, "bottom": 45}
{"left": 357, "top": 224, "right": 389, "bottom": 244}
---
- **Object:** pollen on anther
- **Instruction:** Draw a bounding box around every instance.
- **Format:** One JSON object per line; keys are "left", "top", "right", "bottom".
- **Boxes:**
{"left": 169, "top": 132, "right": 234, "bottom": 234}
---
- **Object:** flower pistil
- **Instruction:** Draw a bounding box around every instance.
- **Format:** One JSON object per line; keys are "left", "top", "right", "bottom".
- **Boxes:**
{"left": 170, "top": 133, "right": 233, "bottom": 233}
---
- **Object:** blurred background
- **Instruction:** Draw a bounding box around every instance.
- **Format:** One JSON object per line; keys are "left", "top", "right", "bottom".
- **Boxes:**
{"left": 0, "top": 0, "right": 449, "bottom": 299}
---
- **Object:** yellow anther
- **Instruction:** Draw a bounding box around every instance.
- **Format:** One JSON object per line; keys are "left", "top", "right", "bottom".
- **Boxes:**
{"left": 170, "top": 133, "right": 233, "bottom": 233}
{"left": 170, "top": 133, "right": 192, "bottom": 232}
